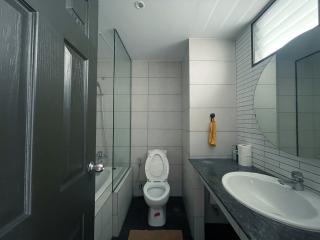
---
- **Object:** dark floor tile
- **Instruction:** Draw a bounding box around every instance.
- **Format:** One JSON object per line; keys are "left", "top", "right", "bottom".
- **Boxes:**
{"left": 205, "top": 223, "right": 240, "bottom": 240}
{"left": 113, "top": 197, "right": 192, "bottom": 240}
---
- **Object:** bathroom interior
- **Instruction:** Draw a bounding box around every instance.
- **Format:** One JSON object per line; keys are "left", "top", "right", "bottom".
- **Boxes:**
{"left": 2, "top": 0, "right": 320, "bottom": 240}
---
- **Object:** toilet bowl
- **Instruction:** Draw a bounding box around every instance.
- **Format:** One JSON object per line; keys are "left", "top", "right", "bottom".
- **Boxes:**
{"left": 143, "top": 149, "right": 170, "bottom": 227}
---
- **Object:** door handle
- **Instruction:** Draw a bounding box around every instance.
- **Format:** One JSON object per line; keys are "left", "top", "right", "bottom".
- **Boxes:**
{"left": 88, "top": 161, "right": 104, "bottom": 173}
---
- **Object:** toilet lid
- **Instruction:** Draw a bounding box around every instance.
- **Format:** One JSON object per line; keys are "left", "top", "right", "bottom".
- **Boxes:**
{"left": 145, "top": 149, "right": 169, "bottom": 181}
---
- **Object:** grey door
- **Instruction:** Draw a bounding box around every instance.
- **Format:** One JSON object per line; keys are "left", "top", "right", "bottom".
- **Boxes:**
{"left": 0, "top": 0, "right": 98, "bottom": 239}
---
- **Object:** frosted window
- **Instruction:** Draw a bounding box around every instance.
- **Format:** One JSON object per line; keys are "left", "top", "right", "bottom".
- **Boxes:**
{"left": 252, "top": 0, "right": 319, "bottom": 64}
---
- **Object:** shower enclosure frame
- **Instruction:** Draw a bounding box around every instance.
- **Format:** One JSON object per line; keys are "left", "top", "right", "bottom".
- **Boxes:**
{"left": 112, "top": 29, "right": 132, "bottom": 191}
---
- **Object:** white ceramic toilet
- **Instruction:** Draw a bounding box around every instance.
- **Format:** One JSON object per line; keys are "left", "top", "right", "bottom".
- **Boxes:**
{"left": 143, "top": 149, "right": 170, "bottom": 227}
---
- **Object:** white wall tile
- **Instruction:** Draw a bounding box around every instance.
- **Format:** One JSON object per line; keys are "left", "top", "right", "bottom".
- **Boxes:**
{"left": 131, "top": 147, "right": 148, "bottom": 165}
{"left": 166, "top": 147, "right": 182, "bottom": 165}
{"left": 148, "top": 95, "right": 181, "bottom": 111}
{"left": 190, "top": 85, "right": 236, "bottom": 108}
{"left": 189, "top": 38, "right": 235, "bottom": 61}
{"left": 148, "top": 112, "right": 182, "bottom": 130}
{"left": 183, "top": 158, "right": 203, "bottom": 189}
{"left": 169, "top": 181, "right": 182, "bottom": 196}
{"left": 132, "top": 61, "right": 148, "bottom": 77}
{"left": 97, "top": 60, "right": 113, "bottom": 77}
{"left": 190, "top": 61, "right": 235, "bottom": 85}
{"left": 131, "top": 129, "right": 148, "bottom": 147}
{"left": 148, "top": 129, "right": 182, "bottom": 147}
{"left": 132, "top": 163, "right": 143, "bottom": 183}
{"left": 131, "top": 112, "right": 148, "bottom": 129}
{"left": 168, "top": 165, "right": 182, "bottom": 182}
{"left": 148, "top": 62, "right": 181, "bottom": 78}
{"left": 132, "top": 95, "right": 148, "bottom": 111}
{"left": 149, "top": 77, "right": 181, "bottom": 94}
{"left": 132, "top": 77, "right": 148, "bottom": 94}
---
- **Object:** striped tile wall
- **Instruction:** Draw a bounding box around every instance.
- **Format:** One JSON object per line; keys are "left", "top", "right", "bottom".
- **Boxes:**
{"left": 236, "top": 27, "right": 320, "bottom": 192}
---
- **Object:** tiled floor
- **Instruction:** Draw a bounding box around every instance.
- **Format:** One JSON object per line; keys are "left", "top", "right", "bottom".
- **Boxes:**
{"left": 112, "top": 197, "right": 192, "bottom": 240}
{"left": 112, "top": 197, "right": 239, "bottom": 240}
{"left": 205, "top": 223, "right": 239, "bottom": 240}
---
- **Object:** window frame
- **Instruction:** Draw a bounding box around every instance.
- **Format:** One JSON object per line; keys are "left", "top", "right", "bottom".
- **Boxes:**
{"left": 251, "top": 0, "right": 320, "bottom": 67}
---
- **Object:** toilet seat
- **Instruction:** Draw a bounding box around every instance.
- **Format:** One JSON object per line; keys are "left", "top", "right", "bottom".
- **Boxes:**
{"left": 143, "top": 181, "right": 170, "bottom": 203}
{"left": 145, "top": 149, "right": 169, "bottom": 182}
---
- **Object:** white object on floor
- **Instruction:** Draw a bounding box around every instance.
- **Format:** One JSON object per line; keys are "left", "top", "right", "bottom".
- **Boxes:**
{"left": 143, "top": 149, "right": 170, "bottom": 227}
{"left": 238, "top": 144, "right": 252, "bottom": 167}
{"left": 222, "top": 171, "right": 320, "bottom": 231}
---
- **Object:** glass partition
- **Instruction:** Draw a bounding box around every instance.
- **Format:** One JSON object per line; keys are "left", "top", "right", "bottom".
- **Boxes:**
{"left": 112, "top": 30, "right": 131, "bottom": 190}
{"left": 95, "top": 29, "right": 131, "bottom": 195}
{"left": 96, "top": 31, "right": 114, "bottom": 196}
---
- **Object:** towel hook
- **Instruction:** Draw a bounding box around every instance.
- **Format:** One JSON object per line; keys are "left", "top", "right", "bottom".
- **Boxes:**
{"left": 210, "top": 113, "right": 215, "bottom": 121}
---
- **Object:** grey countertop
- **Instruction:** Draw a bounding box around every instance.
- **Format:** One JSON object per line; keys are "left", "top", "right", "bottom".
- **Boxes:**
{"left": 189, "top": 158, "right": 320, "bottom": 240}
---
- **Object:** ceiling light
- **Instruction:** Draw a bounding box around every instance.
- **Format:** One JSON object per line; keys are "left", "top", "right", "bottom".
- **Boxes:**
{"left": 135, "top": 1, "right": 145, "bottom": 9}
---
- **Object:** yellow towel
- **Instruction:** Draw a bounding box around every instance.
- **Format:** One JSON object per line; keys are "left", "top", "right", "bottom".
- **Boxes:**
{"left": 209, "top": 118, "right": 216, "bottom": 146}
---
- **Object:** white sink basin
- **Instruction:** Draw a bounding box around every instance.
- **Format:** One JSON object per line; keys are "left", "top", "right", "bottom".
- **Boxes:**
{"left": 222, "top": 171, "right": 320, "bottom": 231}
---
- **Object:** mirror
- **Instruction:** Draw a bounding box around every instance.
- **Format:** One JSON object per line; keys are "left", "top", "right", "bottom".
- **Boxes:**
{"left": 254, "top": 27, "right": 320, "bottom": 159}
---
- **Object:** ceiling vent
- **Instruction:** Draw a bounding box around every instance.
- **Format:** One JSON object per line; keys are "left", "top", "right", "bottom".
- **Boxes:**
{"left": 135, "top": 1, "right": 145, "bottom": 9}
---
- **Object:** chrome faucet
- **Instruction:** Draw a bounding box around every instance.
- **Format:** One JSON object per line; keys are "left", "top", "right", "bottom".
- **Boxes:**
{"left": 278, "top": 171, "right": 304, "bottom": 191}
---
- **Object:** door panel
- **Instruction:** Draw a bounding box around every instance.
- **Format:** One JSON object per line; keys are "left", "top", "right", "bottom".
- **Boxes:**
{"left": 62, "top": 43, "right": 88, "bottom": 186}
{"left": 0, "top": 0, "right": 35, "bottom": 237}
{"left": 0, "top": 0, "right": 98, "bottom": 239}
{"left": 66, "top": 0, "right": 89, "bottom": 35}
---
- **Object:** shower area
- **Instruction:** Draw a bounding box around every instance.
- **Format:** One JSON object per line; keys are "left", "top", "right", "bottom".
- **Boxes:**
{"left": 95, "top": 29, "right": 132, "bottom": 240}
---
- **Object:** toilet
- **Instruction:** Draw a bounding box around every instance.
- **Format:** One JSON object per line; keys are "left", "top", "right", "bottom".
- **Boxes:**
{"left": 143, "top": 149, "right": 170, "bottom": 227}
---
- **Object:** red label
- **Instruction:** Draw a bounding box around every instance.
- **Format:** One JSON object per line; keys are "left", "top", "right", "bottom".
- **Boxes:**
{"left": 154, "top": 212, "right": 160, "bottom": 217}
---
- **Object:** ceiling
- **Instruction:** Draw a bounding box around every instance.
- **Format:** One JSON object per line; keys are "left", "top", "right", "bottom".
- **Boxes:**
{"left": 98, "top": 0, "right": 270, "bottom": 60}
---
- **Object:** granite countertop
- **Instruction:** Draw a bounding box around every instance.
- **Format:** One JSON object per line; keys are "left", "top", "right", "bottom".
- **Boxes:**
{"left": 189, "top": 158, "right": 320, "bottom": 240}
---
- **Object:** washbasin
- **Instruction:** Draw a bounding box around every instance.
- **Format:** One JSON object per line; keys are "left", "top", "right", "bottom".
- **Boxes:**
{"left": 222, "top": 171, "right": 320, "bottom": 231}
